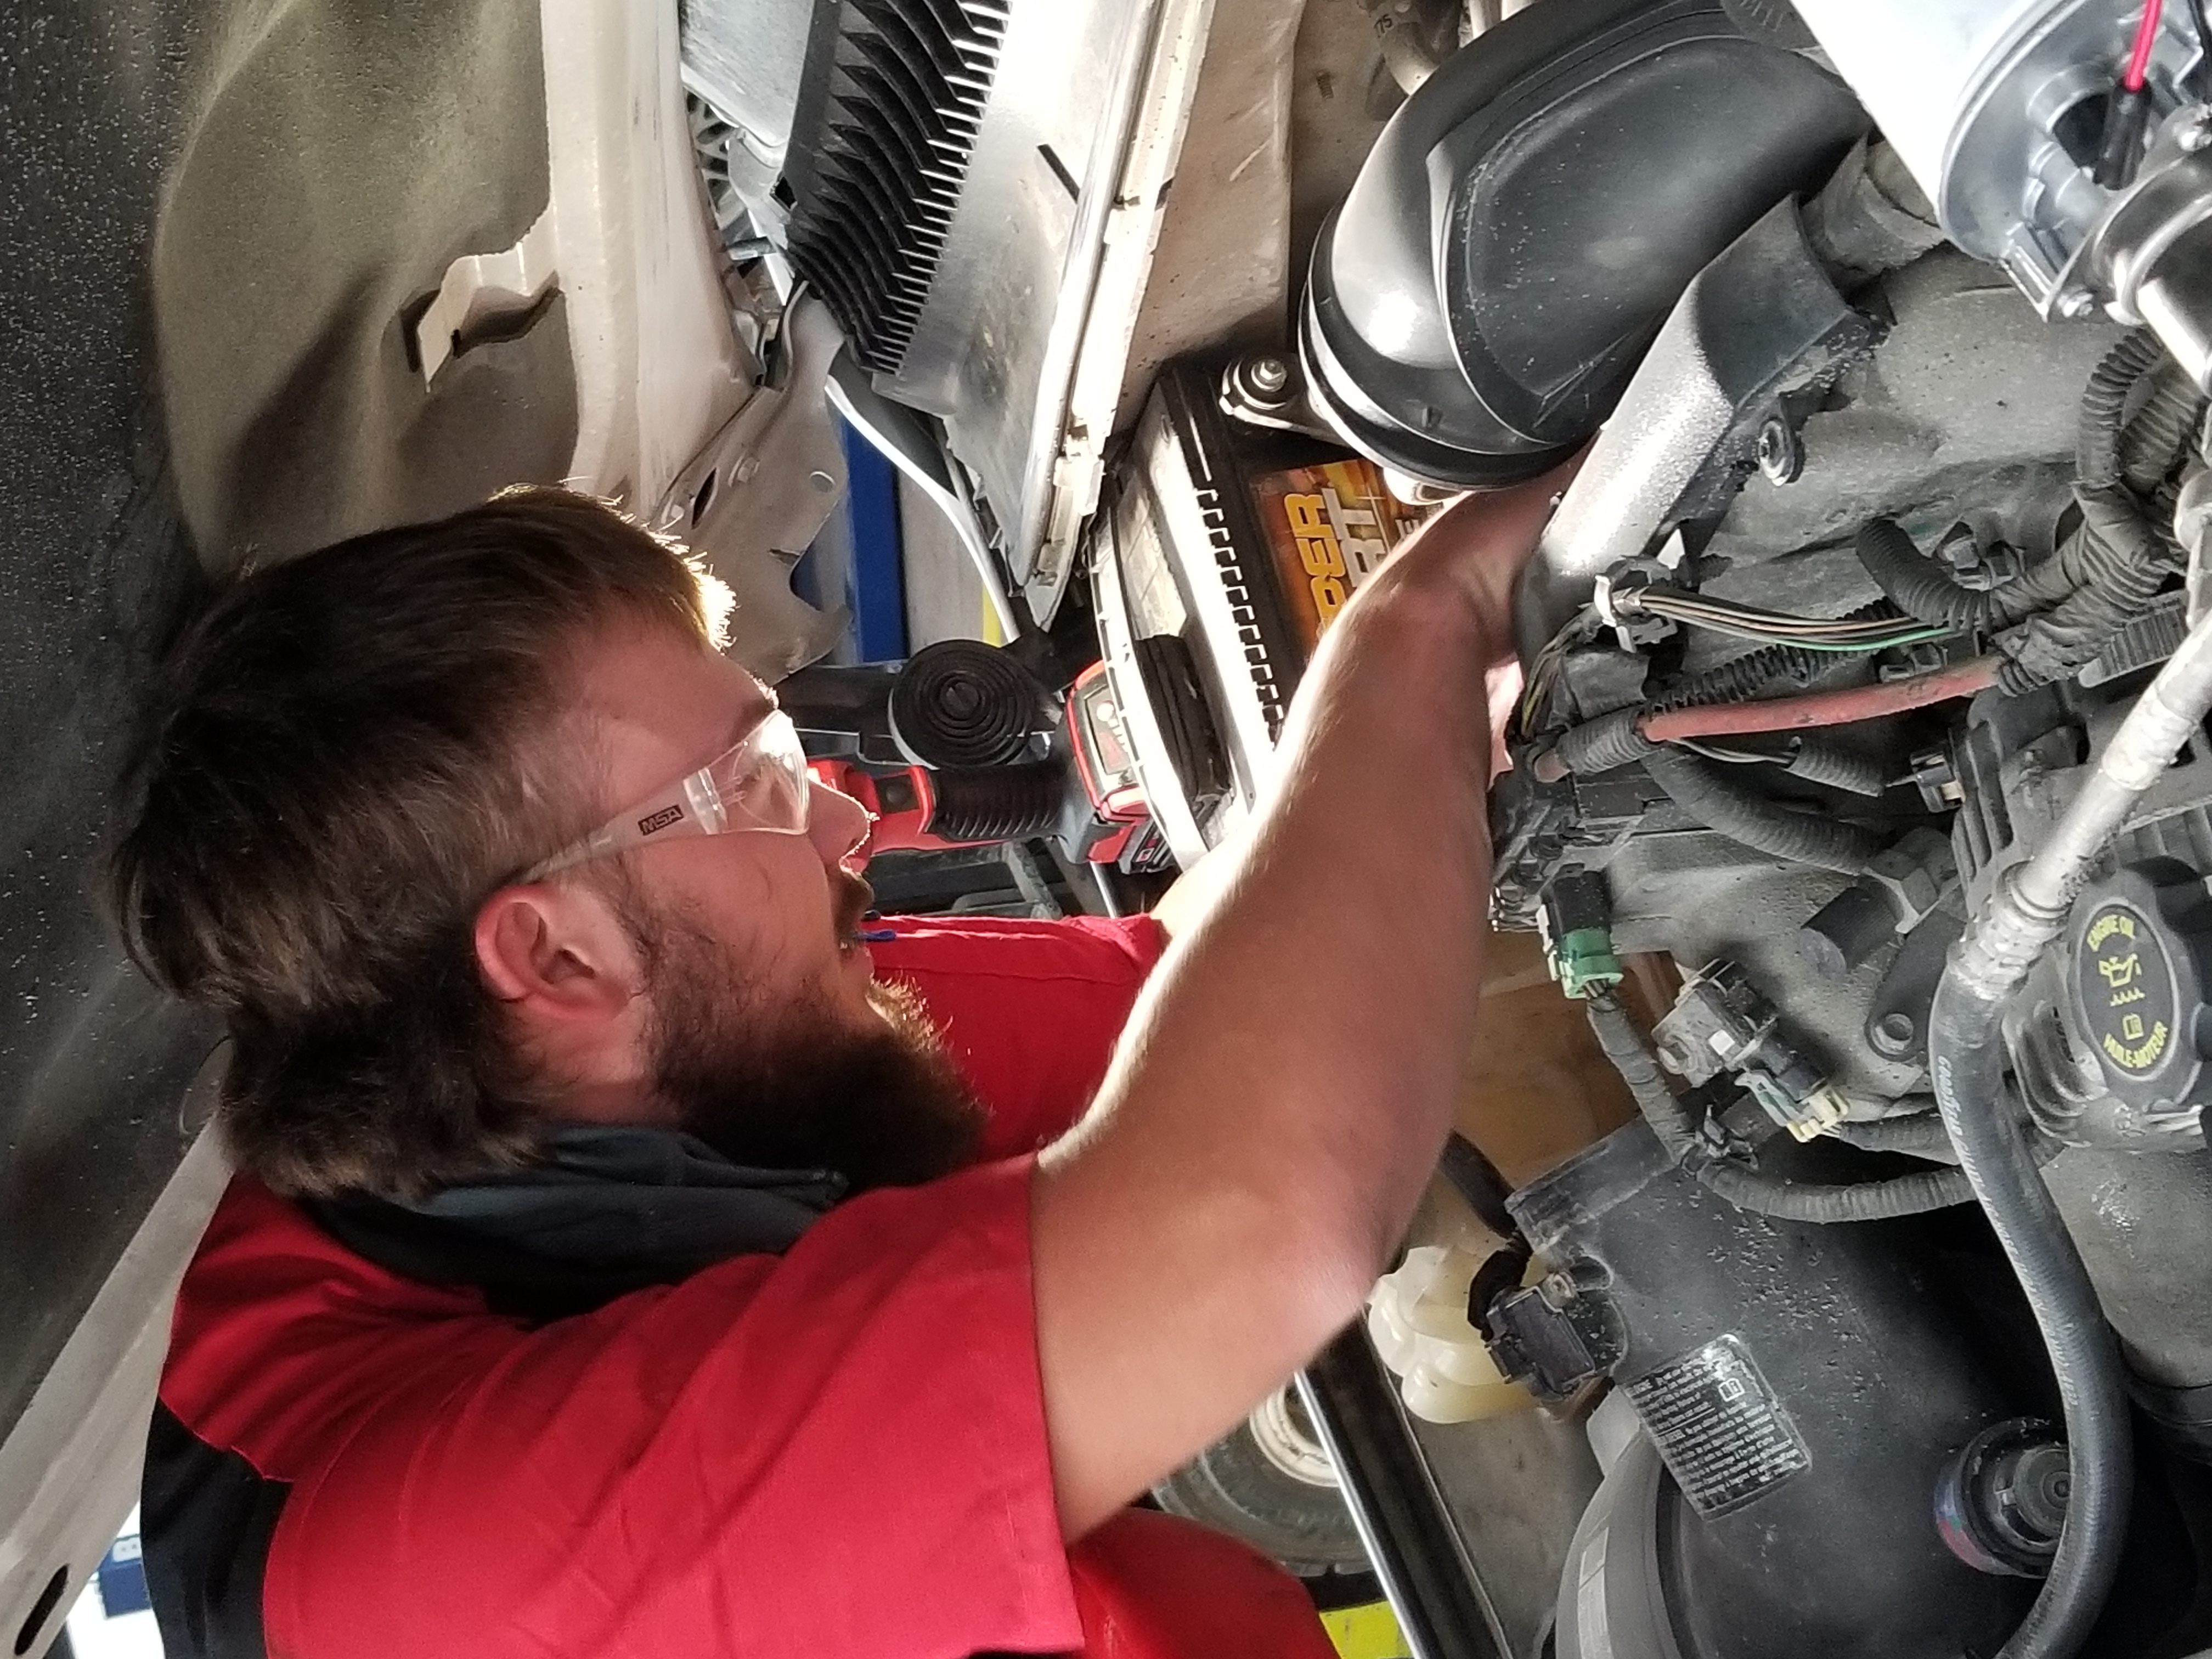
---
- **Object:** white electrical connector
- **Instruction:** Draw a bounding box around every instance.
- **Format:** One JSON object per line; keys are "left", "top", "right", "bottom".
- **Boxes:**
{"left": 1365, "top": 1246, "right": 1538, "bottom": 1426}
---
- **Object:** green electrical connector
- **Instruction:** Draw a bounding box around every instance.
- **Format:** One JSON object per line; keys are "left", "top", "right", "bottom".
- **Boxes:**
{"left": 1538, "top": 872, "right": 1624, "bottom": 1000}
{"left": 1548, "top": 926, "right": 1625, "bottom": 1000}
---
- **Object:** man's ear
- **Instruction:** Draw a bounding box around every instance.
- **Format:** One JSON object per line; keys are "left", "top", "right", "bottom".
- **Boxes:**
{"left": 473, "top": 882, "right": 643, "bottom": 1022}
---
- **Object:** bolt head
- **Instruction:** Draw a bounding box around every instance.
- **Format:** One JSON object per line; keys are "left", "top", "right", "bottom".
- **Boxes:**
{"left": 2058, "top": 290, "right": 2100, "bottom": 320}
{"left": 1870, "top": 1012, "right": 1917, "bottom": 1057}
{"left": 1245, "top": 355, "right": 1290, "bottom": 396}
{"left": 1756, "top": 416, "right": 1803, "bottom": 484}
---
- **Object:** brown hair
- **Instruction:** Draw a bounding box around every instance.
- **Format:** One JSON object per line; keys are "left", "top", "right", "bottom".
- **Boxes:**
{"left": 109, "top": 487, "right": 718, "bottom": 1198}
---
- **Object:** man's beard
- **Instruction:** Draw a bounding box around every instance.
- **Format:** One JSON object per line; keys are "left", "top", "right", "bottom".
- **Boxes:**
{"left": 630, "top": 884, "right": 986, "bottom": 1194}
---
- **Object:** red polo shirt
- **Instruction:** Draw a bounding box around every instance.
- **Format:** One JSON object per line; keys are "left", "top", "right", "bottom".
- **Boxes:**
{"left": 154, "top": 913, "right": 1340, "bottom": 1659}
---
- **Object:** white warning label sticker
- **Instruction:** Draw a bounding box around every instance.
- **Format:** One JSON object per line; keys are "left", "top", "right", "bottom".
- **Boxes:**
{"left": 1624, "top": 1335, "right": 1811, "bottom": 1517}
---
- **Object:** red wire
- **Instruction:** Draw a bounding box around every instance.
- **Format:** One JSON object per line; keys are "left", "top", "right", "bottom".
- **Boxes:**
{"left": 1637, "top": 658, "right": 2001, "bottom": 742}
{"left": 2125, "top": 0, "right": 2165, "bottom": 92}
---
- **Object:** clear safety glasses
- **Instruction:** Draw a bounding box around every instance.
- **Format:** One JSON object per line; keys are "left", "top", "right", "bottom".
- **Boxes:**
{"left": 523, "top": 709, "right": 817, "bottom": 881}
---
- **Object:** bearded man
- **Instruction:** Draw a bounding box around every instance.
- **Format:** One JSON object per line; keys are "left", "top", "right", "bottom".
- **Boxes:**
{"left": 109, "top": 476, "right": 1549, "bottom": 1658}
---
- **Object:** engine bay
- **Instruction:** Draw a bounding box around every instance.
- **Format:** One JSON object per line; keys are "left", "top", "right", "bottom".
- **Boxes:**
{"left": 1211, "top": 1, "right": 2212, "bottom": 1655}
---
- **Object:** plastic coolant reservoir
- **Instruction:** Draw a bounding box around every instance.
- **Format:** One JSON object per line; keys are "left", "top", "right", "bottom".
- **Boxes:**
{"left": 1366, "top": 1244, "right": 1537, "bottom": 1425}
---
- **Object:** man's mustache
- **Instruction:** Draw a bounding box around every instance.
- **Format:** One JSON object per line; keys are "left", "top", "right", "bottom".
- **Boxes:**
{"left": 834, "top": 870, "right": 875, "bottom": 939}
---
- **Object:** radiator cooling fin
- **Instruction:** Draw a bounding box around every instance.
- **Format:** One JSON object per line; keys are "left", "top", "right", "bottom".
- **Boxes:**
{"left": 782, "top": 0, "right": 1011, "bottom": 374}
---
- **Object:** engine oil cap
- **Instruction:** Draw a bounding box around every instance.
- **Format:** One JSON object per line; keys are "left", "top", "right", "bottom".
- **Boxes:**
{"left": 2068, "top": 859, "right": 2212, "bottom": 1113}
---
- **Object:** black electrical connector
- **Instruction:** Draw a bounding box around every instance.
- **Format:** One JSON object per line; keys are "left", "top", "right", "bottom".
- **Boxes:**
{"left": 2095, "top": 83, "right": 2153, "bottom": 188}
{"left": 2096, "top": 0, "right": 2167, "bottom": 188}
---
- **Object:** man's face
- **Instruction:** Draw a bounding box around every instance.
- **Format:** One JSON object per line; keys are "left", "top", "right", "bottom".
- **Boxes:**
{"left": 573, "top": 618, "right": 879, "bottom": 1029}
{"left": 558, "top": 619, "right": 982, "bottom": 1187}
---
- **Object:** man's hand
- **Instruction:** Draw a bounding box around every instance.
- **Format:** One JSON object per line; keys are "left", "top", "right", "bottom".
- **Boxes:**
{"left": 1030, "top": 465, "right": 1561, "bottom": 1538}
{"left": 1146, "top": 465, "right": 1569, "bottom": 941}
{"left": 1364, "top": 461, "right": 1582, "bottom": 656}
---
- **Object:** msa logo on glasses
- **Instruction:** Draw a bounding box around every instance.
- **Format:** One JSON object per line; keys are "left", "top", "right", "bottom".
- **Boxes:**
{"left": 637, "top": 805, "right": 685, "bottom": 837}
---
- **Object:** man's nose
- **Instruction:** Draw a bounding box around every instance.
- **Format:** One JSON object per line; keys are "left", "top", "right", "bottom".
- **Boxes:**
{"left": 805, "top": 780, "right": 873, "bottom": 868}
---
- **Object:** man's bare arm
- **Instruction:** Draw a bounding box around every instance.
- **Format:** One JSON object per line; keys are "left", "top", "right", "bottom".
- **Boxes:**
{"left": 1030, "top": 476, "right": 1559, "bottom": 1538}
{"left": 1139, "top": 836, "right": 1236, "bottom": 942}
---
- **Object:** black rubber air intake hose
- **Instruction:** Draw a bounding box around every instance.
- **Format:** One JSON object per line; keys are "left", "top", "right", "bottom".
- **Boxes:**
{"left": 923, "top": 763, "right": 1064, "bottom": 844}
{"left": 1641, "top": 747, "right": 1881, "bottom": 874}
{"left": 1584, "top": 994, "right": 1976, "bottom": 1221}
{"left": 1931, "top": 975, "right": 2132, "bottom": 1659}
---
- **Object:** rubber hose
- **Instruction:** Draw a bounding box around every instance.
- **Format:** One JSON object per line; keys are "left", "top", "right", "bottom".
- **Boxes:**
{"left": 1644, "top": 657, "right": 2000, "bottom": 742}
{"left": 1781, "top": 736, "right": 1890, "bottom": 798}
{"left": 1641, "top": 747, "right": 1882, "bottom": 873}
{"left": 1931, "top": 974, "right": 2132, "bottom": 1659}
{"left": 1716, "top": 0, "right": 1816, "bottom": 47}
{"left": 1584, "top": 998, "right": 1977, "bottom": 1221}
{"left": 1436, "top": 1133, "right": 1518, "bottom": 1239}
